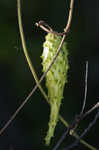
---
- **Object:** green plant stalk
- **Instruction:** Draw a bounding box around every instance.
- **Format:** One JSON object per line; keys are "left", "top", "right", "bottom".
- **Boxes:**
{"left": 17, "top": 0, "right": 97, "bottom": 150}
{"left": 17, "top": 0, "right": 48, "bottom": 102}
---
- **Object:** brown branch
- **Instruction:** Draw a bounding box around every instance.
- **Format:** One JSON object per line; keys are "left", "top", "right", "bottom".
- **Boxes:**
{"left": 35, "top": 20, "right": 68, "bottom": 36}
{"left": 36, "top": 0, "right": 74, "bottom": 36}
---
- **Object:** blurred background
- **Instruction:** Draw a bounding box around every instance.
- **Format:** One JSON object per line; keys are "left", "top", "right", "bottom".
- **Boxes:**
{"left": 0, "top": 0, "right": 99, "bottom": 149}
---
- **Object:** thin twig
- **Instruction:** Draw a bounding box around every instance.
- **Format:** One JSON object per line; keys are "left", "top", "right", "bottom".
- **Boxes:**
{"left": 80, "top": 61, "right": 88, "bottom": 115}
{"left": 83, "top": 102, "right": 99, "bottom": 118}
{"left": 35, "top": 20, "right": 67, "bottom": 36}
{"left": 35, "top": 20, "right": 53, "bottom": 32}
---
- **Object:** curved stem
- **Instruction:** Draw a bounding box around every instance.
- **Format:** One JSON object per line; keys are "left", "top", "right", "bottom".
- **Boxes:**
{"left": 80, "top": 61, "right": 88, "bottom": 115}
{"left": 17, "top": 0, "right": 48, "bottom": 103}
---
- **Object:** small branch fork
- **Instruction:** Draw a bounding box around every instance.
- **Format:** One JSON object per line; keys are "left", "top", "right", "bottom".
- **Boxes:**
{"left": 53, "top": 62, "right": 99, "bottom": 150}
{"left": 35, "top": 20, "right": 69, "bottom": 36}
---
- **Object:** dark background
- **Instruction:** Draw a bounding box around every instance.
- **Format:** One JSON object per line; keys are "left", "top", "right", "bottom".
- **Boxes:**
{"left": 0, "top": 0, "right": 99, "bottom": 150}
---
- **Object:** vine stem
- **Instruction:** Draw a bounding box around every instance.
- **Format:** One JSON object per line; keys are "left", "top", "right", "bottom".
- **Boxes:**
{"left": 0, "top": 0, "right": 97, "bottom": 150}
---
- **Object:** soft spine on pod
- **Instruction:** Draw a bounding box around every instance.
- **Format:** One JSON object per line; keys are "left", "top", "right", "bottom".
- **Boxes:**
{"left": 41, "top": 33, "right": 69, "bottom": 145}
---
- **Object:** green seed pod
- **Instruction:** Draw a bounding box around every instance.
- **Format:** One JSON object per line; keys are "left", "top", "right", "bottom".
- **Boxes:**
{"left": 41, "top": 33, "right": 69, "bottom": 145}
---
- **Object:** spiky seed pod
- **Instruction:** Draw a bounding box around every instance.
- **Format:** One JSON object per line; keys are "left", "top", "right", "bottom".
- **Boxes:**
{"left": 41, "top": 33, "right": 69, "bottom": 145}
